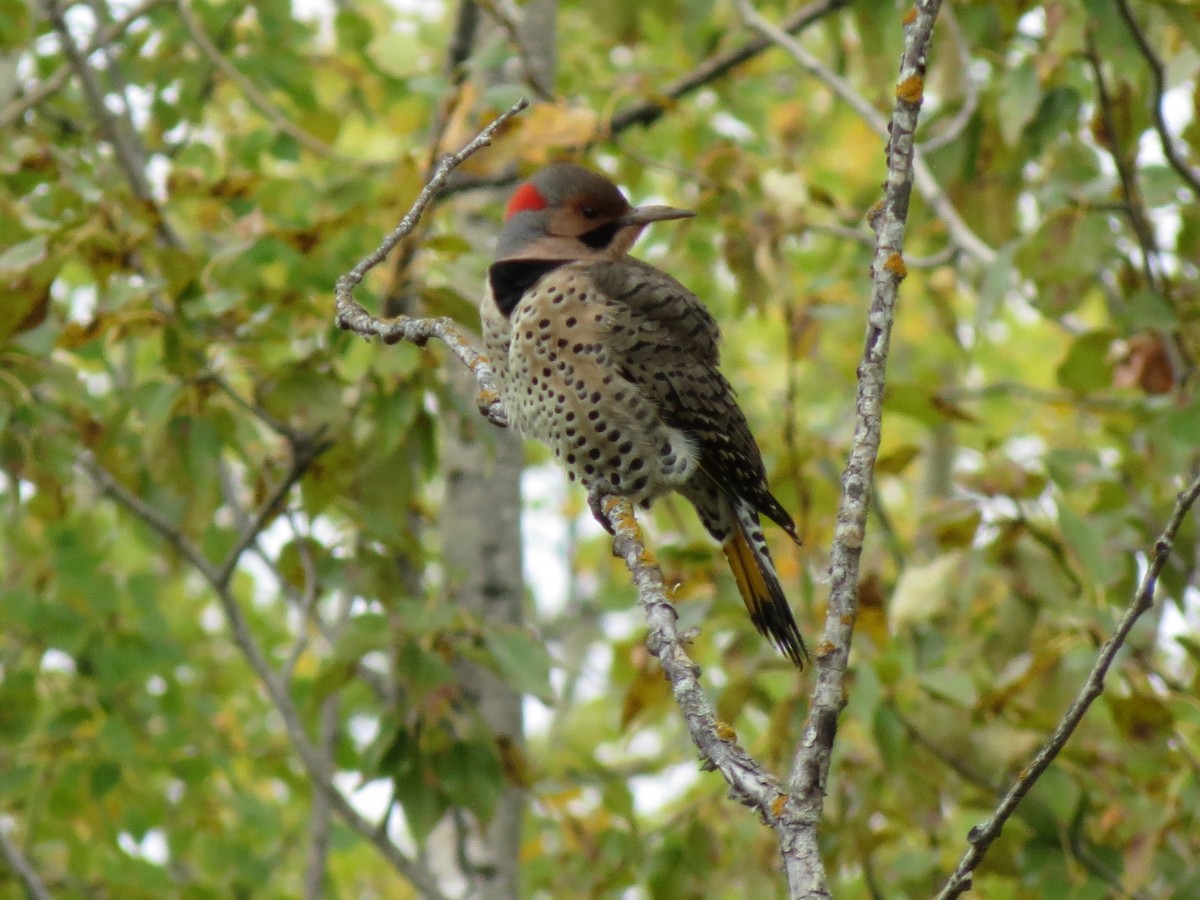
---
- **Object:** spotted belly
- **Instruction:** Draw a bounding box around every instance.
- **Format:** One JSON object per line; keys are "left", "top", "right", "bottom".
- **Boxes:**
{"left": 498, "top": 268, "right": 696, "bottom": 504}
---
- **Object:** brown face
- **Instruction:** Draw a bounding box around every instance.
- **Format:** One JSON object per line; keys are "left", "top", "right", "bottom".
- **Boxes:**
{"left": 497, "top": 163, "right": 692, "bottom": 260}
{"left": 544, "top": 192, "right": 630, "bottom": 241}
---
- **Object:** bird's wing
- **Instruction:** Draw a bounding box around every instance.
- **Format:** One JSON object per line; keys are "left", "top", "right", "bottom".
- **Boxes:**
{"left": 588, "top": 259, "right": 798, "bottom": 539}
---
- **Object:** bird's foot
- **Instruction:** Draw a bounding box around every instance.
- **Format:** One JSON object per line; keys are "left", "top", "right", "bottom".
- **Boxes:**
{"left": 587, "top": 489, "right": 617, "bottom": 536}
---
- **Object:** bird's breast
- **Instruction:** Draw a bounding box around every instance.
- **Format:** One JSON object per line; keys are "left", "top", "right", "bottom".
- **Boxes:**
{"left": 497, "top": 264, "right": 697, "bottom": 503}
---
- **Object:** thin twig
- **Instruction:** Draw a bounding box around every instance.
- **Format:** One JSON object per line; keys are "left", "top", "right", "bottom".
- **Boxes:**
{"left": 202, "top": 373, "right": 302, "bottom": 443}
{"left": 214, "top": 433, "right": 329, "bottom": 589}
{"left": 304, "top": 599, "right": 345, "bottom": 900}
{"left": 334, "top": 99, "right": 530, "bottom": 428}
{"left": 775, "top": 3, "right": 944, "bottom": 896}
{"left": 476, "top": 0, "right": 555, "bottom": 100}
{"left": 175, "top": 0, "right": 373, "bottom": 166}
{"left": 81, "top": 452, "right": 223, "bottom": 584}
{"left": 0, "top": 826, "right": 52, "bottom": 900}
{"left": 1112, "top": 0, "right": 1200, "bottom": 198}
{"left": 608, "top": 0, "right": 849, "bottom": 133}
{"left": 302, "top": 700, "right": 337, "bottom": 900}
{"left": 433, "top": 0, "right": 850, "bottom": 200}
{"left": 1083, "top": 39, "right": 1164, "bottom": 296}
{"left": 81, "top": 454, "right": 449, "bottom": 899}
{"left": 40, "top": 0, "right": 183, "bottom": 249}
{"left": 733, "top": 0, "right": 995, "bottom": 267}
{"left": 3, "top": 0, "right": 165, "bottom": 129}
{"left": 935, "top": 473, "right": 1200, "bottom": 899}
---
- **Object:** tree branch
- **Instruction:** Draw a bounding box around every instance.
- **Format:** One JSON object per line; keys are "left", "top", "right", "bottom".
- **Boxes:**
{"left": 80, "top": 453, "right": 450, "bottom": 900}
{"left": 733, "top": 0, "right": 995, "bottom": 267}
{"left": 776, "top": 3, "right": 944, "bottom": 896}
{"left": 431, "top": 0, "right": 850, "bottom": 200}
{"left": 0, "top": 826, "right": 52, "bottom": 900}
{"left": 80, "top": 452, "right": 223, "bottom": 584}
{"left": 40, "top": 0, "right": 183, "bottom": 249}
{"left": 935, "top": 472, "right": 1200, "bottom": 899}
{"left": 174, "top": 0, "right": 373, "bottom": 166}
{"left": 599, "top": 497, "right": 789, "bottom": 818}
{"left": 214, "top": 432, "right": 329, "bottom": 589}
{"left": 334, "top": 99, "right": 530, "bottom": 428}
{"left": 3, "top": 0, "right": 166, "bottom": 130}
{"left": 607, "top": 0, "right": 849, "bottom": 133}
{"left": 1112, "top": 0, "right": 1200, "bottom": 198}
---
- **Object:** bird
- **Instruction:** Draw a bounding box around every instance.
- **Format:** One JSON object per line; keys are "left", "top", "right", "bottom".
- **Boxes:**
{"left": 480, "top": 163, "right": 808, "bottom": 667}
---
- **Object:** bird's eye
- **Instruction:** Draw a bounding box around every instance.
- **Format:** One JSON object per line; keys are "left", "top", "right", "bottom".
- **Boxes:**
{"left": 581, "top": 206, "right": 598, "bottom": 219}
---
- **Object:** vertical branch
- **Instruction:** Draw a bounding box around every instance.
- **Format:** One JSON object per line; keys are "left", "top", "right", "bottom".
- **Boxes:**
{"left": 303, "top": 693, "right": 340, "bottom": 900}
{"left": 779, "top": 3, "right": 944, "bottom": 896}
{"left": 934, "top": 474, "right": 1200, "bottom": 899}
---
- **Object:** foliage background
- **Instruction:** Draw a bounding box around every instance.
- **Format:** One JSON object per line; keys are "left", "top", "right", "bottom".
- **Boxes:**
{"left": 2, "top": 0, "right": 1199, "bottom": 896}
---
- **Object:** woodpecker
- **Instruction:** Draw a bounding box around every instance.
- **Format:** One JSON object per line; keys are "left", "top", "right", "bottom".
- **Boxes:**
{"left": 481, "top": 163, "right": 808, "bottom": 667}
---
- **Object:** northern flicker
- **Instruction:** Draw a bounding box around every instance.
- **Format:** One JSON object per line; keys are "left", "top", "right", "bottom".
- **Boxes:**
{"left": 481, "top": 163, "right": 808, "bottom": 667}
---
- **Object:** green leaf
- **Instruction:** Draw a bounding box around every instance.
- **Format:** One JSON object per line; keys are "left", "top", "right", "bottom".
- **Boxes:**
{"left": 1058, "top": 502, "right": 1116, "bottom": 587}
{"left": 1056, "top": 331, "right": 1115, "bottom": 393}
{"left": 484, "top": 626, "right": 553, "bottom": 703}
{"left": 998, "top": 60, "right": 1040, "bottom": 145}
{"left": 917, "top": 670, "right": 978, "bottom": 709}
{"left": 0, "top": 669, "right": 38, "bottom": 739}
{"left": 436, "top": 740, "right": 504, "bottom": 823}
{"left": 0, "top": 235, "right": 46, "bottom": 272}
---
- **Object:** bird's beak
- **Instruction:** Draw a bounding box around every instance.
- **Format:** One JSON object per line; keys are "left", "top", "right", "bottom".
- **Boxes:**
{"left": 617, "top": 205, "right": 695, "bottom": 227}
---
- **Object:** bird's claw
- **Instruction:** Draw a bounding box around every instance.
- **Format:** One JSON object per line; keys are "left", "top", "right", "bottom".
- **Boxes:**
{"left": 587, "top": 490, "right": 616, "bottom": 536}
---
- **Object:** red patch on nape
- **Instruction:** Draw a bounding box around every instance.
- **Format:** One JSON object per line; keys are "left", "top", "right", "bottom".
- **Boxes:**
{"left": 505, "top": 182, "right": 547, "bottom": 219}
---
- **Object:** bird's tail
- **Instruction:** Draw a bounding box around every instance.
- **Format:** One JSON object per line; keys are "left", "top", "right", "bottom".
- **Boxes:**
{"left": 722, "top": 504, "right": 809, "bottom": 668}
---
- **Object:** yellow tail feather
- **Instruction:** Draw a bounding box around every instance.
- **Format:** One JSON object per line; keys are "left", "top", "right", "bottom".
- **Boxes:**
{"left": 722, "top": 526, "right": 809, "bottom": 668}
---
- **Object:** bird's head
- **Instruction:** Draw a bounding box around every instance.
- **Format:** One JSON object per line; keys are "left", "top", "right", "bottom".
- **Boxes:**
{"left": 495, "top": 163, "right": 693, "bottom": 261}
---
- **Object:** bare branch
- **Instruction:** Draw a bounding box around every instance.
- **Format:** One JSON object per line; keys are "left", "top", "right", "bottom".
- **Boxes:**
{"left": 777, "top": 3, "right": 945, "bottom": 896}
{"left": 476, "top": 0, "right": 555, "bottom": 100}
{"left": 3, "top": 0, "right": 166, "bottom": 129}
{"left": 1112, "top": 0, "right": 1200, "bottom": 198}
{"left": 174, "top": 0, "right": 375, "bottom": 166}
{"left": 203, "top": 373, "right": 303, "bottom": 443}
{"left": 303, "top": 595, "right": 355, "bottom": 900}
{"left": 303, "top": 689, "right": 341, "bottom": 900}
{"left": 599, "top": 497, "right": 789, "bottom": 818}
{"left": 81, "top": 454, "right": 450, "bottom": 899}
{"left": 935, "top": 473, "right": 1200, "bottom": 900}
{"left": 40, "top": 0, "right": 183, "bottom": 249}
{"left": 81, "top": 451, "right": 223, "bottom": 584}
{"left": 0, "top": 827, "right": 52, "bottom": 900}
{"left": 431, "top": 0, "right": 849, "bottom": 200}
{"left": 214, "top": 433, "right": 329, "bottom": 589}
{"left": 609, "top": 0, "right": 849, "bottom": 133}
{"left": 733, "top": 0, "right": 996, "bottom": 267}
{"left": 334, "top": 99, "right": 530, "bottom": 428}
